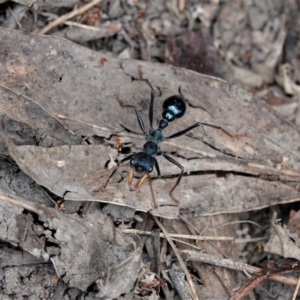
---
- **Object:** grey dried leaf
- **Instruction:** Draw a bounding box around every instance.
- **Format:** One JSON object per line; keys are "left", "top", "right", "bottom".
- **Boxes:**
{"left": 0, "top": 160, "right": 54, "bottom": 207}
{"left": 0, "top": 245, "right": 44, "bottom": 268}
{"left": 103, "top": 203, "right": 136, "bottom": 222}
{"left": 0, "top": 86, "right": 82, "bottom": 148}
{"left": 3, "top": 5, "right": 28, "bottom": 29}
{"left": 0, "top": 190, "right": 139, "bottom": 291}
{"left": 265, "top": 224, "right": 300, "bottom": 260}
{"left": 95, "top": 247, "right": 142, "bottom": 299}
{"left": 2, "top": 29, "right": 300, "bottom": 217}
{"left": 0, "top": 198, "right": 48, "bottom": 259}
{"left": 11, "top": 0, "right": 35, "bottom": 6}
{"left": 284, "top": 210, "right": 300, "bottom": 247}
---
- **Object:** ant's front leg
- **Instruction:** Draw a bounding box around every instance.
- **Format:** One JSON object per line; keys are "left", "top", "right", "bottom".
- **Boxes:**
{"left": 128, "top": 169, "right": 148, "bottom": 191}
{"left": 93, "top": 154, "right": 134, "bottom": 194}
{"left": 128, "top": 169, "right": 157, "bottom": 207}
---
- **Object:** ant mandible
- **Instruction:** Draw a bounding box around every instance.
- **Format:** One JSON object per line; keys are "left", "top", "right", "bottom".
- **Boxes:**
{"left": 102, "top": 87, "right": 225, "bottom": 207}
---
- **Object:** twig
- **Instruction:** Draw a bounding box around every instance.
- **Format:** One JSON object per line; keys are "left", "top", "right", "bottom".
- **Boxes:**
{"left": 182, "top": 250, "right": 299, "bottom": 286}
{"left": 178, "top": 0, "right": 186, "bottom": 11}
{"left": 0, "top": 188, "right": 89, "bottom": 231}
{"left": 230, "top": 258, "right": 300, "bottom": 300}
{"left": 0, "top": 188, "right": 45, "bottom": 215}
{"left": 153, "top": 216, "right": 198, "bottom": 300}
{"left": 292, "top": 274, "right": 300, "bottom": 300}
{"left": 37, "top": 11, "right": 119, "bottom": 32}
{"left": 38, "top": 0, "right": 103, "bottom": 35}
{"left": 219, "top": 219, "right": 265, "bottom": 229}
{"left": 7, "top": 6, "right": 23, "bottom": 29}
{"left": 121, "top": 228, "right": 267, "bottom": 243}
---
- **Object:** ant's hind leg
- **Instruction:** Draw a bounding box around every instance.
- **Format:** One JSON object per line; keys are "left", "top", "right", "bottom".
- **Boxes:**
{"left": 165, "top": 123, "right": 200, "bottom": 140}
{"left": 161, "top": 153, "right": 184, "bottom": 204}
{"left": 154, "top": 157, "right": 161, "bottom": 177}
{"left": 147, "top": 174, "right": 157, "bottom": 207}
{"left": 169, "top": 171, "right": 183, "bottom": 204}
{"left": 149, "top": 89, "right": 155, "bottom": 129}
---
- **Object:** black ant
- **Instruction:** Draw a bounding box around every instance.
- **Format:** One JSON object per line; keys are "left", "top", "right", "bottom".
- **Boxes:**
{"left": 101, "top": 87, "right": 232, "bottom": 207}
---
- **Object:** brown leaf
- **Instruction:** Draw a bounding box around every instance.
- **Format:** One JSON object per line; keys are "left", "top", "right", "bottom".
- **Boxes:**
{"left": 2, "top": 29, "right": 300, "bottom": 217}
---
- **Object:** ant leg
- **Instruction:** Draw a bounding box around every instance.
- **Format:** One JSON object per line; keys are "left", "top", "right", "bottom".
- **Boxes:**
{"left": 130, "top": 172, "right": 157, "bottom": 207}
{"left": 161, "top": 153, "right": 183, "bottom": 204}
{"left": 166, "top": 122, "right": 241, "bottom": 139}
{"left": 154, "top": 157, "right": 161, "bottom": 177}
{"left": 128, "top": 167, "right": 134, "bottom": 188}
{"left": 140, "top": 78, "right": 158, "bottom": 130}
{"left": 134, "top": 107, "right": 147, "bottom": 136}
{"left": 133, "top": 173, "right": 148, "bottom": 190}
{"left": 165, "top": 123, "right": 200, "bottom": 140}
{"left": 196, "top": 122, "right": 243, "bottom": 137}
{"left": 147, "top": 174, "right": 157, "bottom": 207}
{"left": 102, "top": 154, "right": 134, "bottom": 190}
{"left": 148, "top": 89, "right": 155, "bottom": 129}
{"left": 133, "top": 79, "right": 155, "bottom": 135}
{"left": 128, "top": 167, "right": 149, "bottom": 190}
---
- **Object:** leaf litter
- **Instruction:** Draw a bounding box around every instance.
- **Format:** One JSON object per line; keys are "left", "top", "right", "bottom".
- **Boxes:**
{"left": 1, "top": 0, "right": 300, "bottom": 299}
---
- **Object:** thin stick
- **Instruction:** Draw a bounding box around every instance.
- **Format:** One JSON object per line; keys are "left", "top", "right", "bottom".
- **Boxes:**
{"left": 121, "top": 228, "right": 267, "bottom": 243}
{"left": 292, "top": 274, "right": 300, "bottom": 300}
{"left": 37, "top": 12, "right": 113, "bottom": 31}
{"left": 38, "top": 0, "right": 103, "bottom": 35}
{"left": 0, "top": 189, "right": 45, "bottom": 215}
{"left": 153, "top": 216, "right": 199, "bottom": 300}
{"left": 178, "top": 0, "right": 186, "bottom": 11}
{"left": 182, "top": 250, "right": 299, "bottom": 286}
{"left": 8, "top": 6, "right": 24, "bottom": 29}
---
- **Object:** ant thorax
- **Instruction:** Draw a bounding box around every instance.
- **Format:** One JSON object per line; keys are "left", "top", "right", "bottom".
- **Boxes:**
{"left": 147, "top": 128, "right": 164, "bottom": 144}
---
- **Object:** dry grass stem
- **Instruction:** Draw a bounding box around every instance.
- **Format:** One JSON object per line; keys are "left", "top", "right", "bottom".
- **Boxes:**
{"left": 153, "top": 216, "right": 199, "bottom": 300}
{"left": 292, "top": 274, "right": 300, "bottom": 300}
{"left": 0, "top": 189, "right": 45, "bottom": 216}
{"left": 182, "top": 250, "right": 300, "bottom": 286}
{"left": 121, "top": 228, "right": 267, "bottom": 243}
{"left": 38, "top": 0, "right": 103, "bottom": 35}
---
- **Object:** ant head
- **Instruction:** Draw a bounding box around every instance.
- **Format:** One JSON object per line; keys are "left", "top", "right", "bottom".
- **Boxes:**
{"left": 162, "top": 95, "right": 186, "bottom": 122}
{"left": 130, "top": 152, "right": 154, "bottom": 174}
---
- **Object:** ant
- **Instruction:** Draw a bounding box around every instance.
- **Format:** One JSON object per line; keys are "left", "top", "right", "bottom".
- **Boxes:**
{"left": 101, "top": 87, "right": 231, "bottom": 207}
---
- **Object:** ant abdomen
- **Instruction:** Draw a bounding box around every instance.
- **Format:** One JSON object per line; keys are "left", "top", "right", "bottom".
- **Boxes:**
{"left": 162, "top": 95, "right": 186, "bottom": 122}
